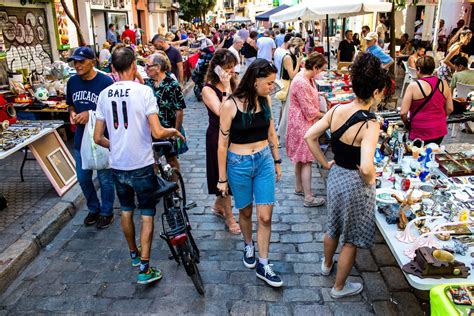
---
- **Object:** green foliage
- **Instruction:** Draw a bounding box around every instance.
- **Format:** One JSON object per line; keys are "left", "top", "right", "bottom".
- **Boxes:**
{"left": 392, "top": 0, "right": 418, "bottom": 11}
{"left": 180, "top": 0, "right": 216, "bottom": 22}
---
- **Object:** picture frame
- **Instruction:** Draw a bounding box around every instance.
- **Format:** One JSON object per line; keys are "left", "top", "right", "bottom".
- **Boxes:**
{"left": 47, "top": 147, "right": 75, "bottom": 186}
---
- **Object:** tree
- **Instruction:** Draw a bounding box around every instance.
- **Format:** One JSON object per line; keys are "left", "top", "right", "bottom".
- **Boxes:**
{"left": 180, "top": 0, "right": 216, "bottom": 23}
{"left": 60, "top": 0, "right": 86, "bottom": 46}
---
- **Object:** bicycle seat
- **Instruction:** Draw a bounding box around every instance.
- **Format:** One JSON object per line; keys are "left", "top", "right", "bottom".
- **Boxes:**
{"left": 152, "top": 140, "right": 178, "bottom": 157}
{"left": 155, "top": 175, "right": 179, "bottom": 199}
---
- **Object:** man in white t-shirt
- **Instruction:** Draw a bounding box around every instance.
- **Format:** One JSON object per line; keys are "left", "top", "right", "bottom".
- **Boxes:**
{"left": 257, "top": 30, "right": 276, "bottom": 61}
{"left": 376, "top": 16, "right": 387, "bottom": 41}
{"left": 94, "top": 47, "right": 183, "bottom": 285}
{"left": 228, "top": 36, "right": 244, "bottom": 74}
{"left": 274, "top": 33, "right": 292, "bottom": 79}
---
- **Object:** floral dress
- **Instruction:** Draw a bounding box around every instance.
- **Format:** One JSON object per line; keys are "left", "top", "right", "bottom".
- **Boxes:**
{"left": 285, "top": 71, "right": 321, "bottom": 164}
{"left": 145, "top": 73, "right": 189, "bottom": 155}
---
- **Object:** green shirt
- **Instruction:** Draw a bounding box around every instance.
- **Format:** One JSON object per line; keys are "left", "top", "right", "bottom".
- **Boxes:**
{"left": 451, "top": 69, "right": 474, "bottom": 90}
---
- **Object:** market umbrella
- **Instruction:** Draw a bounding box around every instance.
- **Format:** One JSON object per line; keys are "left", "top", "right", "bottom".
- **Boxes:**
{"left": 269, "top": 2, "right": 322, "bottom": 23}
{"left": 256, "top": 5, "right": 290, "bottom": 22}
{"left": 226, "top": 16, "right": 252, "bottom": 23}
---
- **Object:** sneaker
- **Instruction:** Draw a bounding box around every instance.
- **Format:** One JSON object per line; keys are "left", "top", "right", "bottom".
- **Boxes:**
{"left": 96, "top": 215, "right": 114, "bottom": 229}
{"left": 131, "top": 246, "right": 142, "bottom": 267}
{"left": 321, "top": 258, "right": 335, "bottom": 276}
{"left": 330, "top": 282, "right": 363, "bottom": 299}
{"left": 137, "top": 267, "right": 163, "bottom": 284}
{"left": 84, "top": 212, "right": 99, "bottom": 226}
{"left": 256, "top": 262, "right": 283, "bottom": 287}
{"left": 243, "top": 242, "right": 256, "bottom": 269}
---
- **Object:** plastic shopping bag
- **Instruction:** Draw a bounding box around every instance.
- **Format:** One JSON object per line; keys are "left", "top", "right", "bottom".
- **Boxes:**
{"left": 80, "top": 110, "right": 110, "bottom": 170}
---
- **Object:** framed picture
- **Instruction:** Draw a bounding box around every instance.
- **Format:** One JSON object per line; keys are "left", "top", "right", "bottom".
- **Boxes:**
{"left": 47, "top": 147, "right": 75, "bottom": 186}
{"left": 29, "top": 130, "right": 77, "bottom": 196}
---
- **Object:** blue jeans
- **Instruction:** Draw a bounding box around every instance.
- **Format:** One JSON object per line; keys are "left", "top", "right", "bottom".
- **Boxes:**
{"left": 74, "top": 149, "right": 114, "bottom": 216}
{"left": 227, "top": 146, "right": 276, "bottom": 209}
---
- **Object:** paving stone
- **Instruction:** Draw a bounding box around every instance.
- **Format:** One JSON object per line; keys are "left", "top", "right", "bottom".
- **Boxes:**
{"left": 200, "top": 270, "right": 229, "bottom": 283}
{"left": 283, "top": 288, "right": 321, "bottom": 302}
{"left": 100, "top": 282, "right": 136, "bottom": 298}
{"left": 299, "top": 275, "right": 336, "bottom": 287}
{"left": 380, "top": 266, "right": 410, "bottom": 291}
{"left": 371, "top": 244, "right": 398, "bottom": 267}
{"left": 242, "top": 285, "right": 283, "bottom": 302}
{"left": 294, "top": 304, "right": 333, "bottom": 316}
{"left": 391, "top": 292, "right": 424, "bottom": 316}
{"left": 280, "top": 233, "right": 313, "bottom": 243}
{"left": 297, "top": 242, "right": 324, "bottom": 252}
{"left": 321, "top": 287, "right": 362, "bottom": 302}
{"left": 74, "top": 297, "right": 112, "bottom": 313}
{"left": 328, "top": 302, "right": 375, "bottom": 316}
{"left": 285, "top": 252, "right": 320, "bottom": 262}
{"left": 268, "top": 304, "right": 292, "bottom": 316}
{"left": 29, "top": 283, "right": 67, "bottom": 296}
{"left": 372, "top": 300, "right": 399, "bottom": 316}
{"left": 361, "top": 272, "right": 391, "bottom": 302}
{"left": 279, "top": 215, "right": 311, "bottom": 223}
{"left": 355, "top": 248, "right": 378, "bottom": 272}
{"left": 109, "top": 299, "right": 153, "bottom": 313}
{"left": 294, "top": 262, "right": 321, "bottom": 274}
{"left": 230, "top": 300, "right": 266, "bottom": 315}
{"left": 229, "top": 271, "right": 258, "bottom": 285}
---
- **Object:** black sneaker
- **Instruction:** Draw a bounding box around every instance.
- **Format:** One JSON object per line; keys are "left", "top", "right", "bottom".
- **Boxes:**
{"left": 96, "top": 215, "right": 114, "bottom": 229}
{"left": 243, "top": 242, "right": 256, "bottom": 269}
{"left": 84, "top": 212, "right": 99, "bottom": 226}
{"left": 256, "top": 262, "right": 283, "bottom": 287}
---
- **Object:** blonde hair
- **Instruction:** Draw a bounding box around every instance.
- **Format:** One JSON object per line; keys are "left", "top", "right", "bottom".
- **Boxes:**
{"left": 288, "top": 37, "right": 304, "bottom": 48}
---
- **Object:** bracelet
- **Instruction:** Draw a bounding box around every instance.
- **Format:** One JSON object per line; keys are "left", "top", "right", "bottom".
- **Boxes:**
{"left": 218, "top": 179, "right": 228, "bottom": 183}
{"left": 274, "top": 159, "right": 282, "bottom": 164}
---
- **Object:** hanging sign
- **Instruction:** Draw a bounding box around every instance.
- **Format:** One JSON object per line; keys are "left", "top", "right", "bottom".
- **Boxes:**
{"left": 52, "top": 0, "right": 70, "bottom": 51}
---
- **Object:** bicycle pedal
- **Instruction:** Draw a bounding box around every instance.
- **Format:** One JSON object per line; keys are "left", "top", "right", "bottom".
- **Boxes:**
{"left": 185, "top": 201, "right": 197, "bottom": 210}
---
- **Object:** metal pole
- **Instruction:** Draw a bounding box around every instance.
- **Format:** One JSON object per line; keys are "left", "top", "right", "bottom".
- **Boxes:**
{"left": 327, "top": 14, "right": 330, "bottom": 68}
{"left": 432, "top": 0, "right": 443, "bottom": 53}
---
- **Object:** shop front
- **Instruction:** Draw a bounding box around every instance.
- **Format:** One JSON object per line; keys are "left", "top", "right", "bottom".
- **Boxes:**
{"left": 148, "top": 0, "right": 179, "bottom": 36}
{"left": 76, "top": 0, "right": 133, "bottom": 54}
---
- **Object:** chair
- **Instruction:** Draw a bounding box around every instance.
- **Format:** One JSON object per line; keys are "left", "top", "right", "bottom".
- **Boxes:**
{"left": 456, "top": 82, "right": 474, "bottom": 98}
{"left": 400, "top": 61, "right": 417, "bottom": 98}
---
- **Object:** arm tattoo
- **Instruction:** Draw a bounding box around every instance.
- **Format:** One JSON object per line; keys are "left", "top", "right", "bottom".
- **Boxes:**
{"left": 220, "top": 127, "right": 230, "bottom": 137}
{"left": 269, "top": 141, "right": 275, "bottom": 149}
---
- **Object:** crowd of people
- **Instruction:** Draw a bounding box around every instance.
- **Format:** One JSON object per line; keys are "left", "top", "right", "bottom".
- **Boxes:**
{"left": 65, "top": 16, "right": 474, "bottom": 298}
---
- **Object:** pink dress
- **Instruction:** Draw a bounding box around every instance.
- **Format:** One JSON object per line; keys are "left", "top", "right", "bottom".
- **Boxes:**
{"left": 286, "top": 71, "right": 321, "bottom": 163}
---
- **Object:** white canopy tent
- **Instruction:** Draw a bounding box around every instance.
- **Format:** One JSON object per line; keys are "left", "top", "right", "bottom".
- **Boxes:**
{"left": 269, "top": 0, "right": 393, "bottom": 67}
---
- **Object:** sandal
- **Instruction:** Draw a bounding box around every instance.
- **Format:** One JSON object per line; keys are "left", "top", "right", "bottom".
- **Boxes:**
{"left": 294, "top": 190, "right": 314, "bottom": 197}
{"left": 304, "top": 197, "right": 325, "bottom": 208}
{"left": 225, "top": 217, "right": 241, "bottom": 235}
{"left": 211, "top": 208, "right": 225, "bottom": 219}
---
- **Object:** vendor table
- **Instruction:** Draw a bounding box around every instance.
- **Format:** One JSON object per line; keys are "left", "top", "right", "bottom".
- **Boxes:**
{"left": 375, "top": 157, "right": 473, "bottom": 290}
{"left": 0, "top": 121, "right": 76, "bottom": 196}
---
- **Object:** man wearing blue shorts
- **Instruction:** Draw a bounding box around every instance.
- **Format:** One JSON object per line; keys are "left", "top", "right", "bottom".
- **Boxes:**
{"left": 94, "top": 47, "right": 183, "bottom": 284}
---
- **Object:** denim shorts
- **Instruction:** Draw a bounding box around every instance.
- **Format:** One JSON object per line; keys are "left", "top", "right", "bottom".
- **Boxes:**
{"left": 112, "top": 164, "right": 157, "bottom": 216}
{"left": 227, "top": 146, "right": 275, "bottom": 209}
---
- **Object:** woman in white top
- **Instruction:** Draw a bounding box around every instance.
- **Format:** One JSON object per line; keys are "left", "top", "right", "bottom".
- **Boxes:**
{"left": 99, "top": 42, "right": 111, "bottom": 71}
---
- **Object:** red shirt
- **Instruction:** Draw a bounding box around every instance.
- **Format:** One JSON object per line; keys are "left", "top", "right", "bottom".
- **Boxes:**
{"left": 122, "top": 29, "right": 136, "bottom": 44}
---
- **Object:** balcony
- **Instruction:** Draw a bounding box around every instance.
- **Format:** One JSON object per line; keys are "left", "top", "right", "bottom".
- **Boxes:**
{"left": 149, "top": 0, "right": 179, "bottom": 10}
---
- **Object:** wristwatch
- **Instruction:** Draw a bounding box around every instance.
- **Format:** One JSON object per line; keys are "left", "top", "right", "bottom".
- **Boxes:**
{"left": 274, "top": 159, "right": 282, "bottom": 164}
{"left": 222, "top": 91, "right": 228, "bottom": 97}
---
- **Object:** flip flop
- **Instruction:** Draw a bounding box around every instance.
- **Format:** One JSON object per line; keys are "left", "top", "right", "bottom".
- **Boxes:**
{"left": 211, "top": 208, "right": 225, "bottom": 219}
{"left": 294, "top": 191, "right": 315, "bottom": 197}
{"left": 226, "top": 217, "right": 241, "bottom": 235}
{"left": 304, "top": 197, "right": 325, "bottom": 208}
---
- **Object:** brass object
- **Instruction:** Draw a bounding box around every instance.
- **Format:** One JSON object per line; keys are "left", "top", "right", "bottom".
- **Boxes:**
{"left": 433, "top": 249, "right": 455, "bottom": 263}
{"left": 453, "top": 268, "right": 461, "bottom": 275}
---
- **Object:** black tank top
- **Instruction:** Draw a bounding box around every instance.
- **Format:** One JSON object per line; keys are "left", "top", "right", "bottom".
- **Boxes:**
{"left": 282, "top": 54, "right": 297, "bottom": 80}
{"left": 229, "top": 97, "right": 270, "bottom": 144}
{"left": 243, "top": 42, "right": 257, "bottom": 58}
{"left": 330, "top": 106, "right": 376, "bottom": 170}
{"left": 204, "top": 83, "right": 222, "bottom": 129}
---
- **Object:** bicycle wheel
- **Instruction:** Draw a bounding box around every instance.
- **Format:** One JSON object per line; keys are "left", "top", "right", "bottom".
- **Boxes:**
{"left": 177, "top": 240, "right": 204, "bottom": 295}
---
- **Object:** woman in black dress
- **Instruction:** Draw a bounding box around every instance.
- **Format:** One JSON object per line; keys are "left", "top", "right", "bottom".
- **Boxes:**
{"left": 202, "top": 49, "right": 240, "bottom": 234}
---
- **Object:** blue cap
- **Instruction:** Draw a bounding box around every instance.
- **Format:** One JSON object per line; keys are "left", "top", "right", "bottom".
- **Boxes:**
{"left": 67, "top": 46, "right": 95, "bottom": 62}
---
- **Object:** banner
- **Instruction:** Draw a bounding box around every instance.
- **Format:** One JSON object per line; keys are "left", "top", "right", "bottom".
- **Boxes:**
{"left": 52, "top": 0, "right": 70, "bottom": 51}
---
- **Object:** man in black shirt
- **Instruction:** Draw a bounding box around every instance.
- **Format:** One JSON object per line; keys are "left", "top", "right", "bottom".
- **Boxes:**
{"left": 338, "top": 30, "right": 356, "bottom": 63}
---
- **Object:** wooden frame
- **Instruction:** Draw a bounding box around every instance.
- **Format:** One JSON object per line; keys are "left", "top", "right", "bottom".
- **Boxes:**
{"left": 29, "top": 130, "right": 77, "bottom": 196}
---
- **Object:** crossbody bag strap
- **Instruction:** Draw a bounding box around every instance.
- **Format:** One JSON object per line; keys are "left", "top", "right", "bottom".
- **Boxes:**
{"left": 410, "top": 78, "right": 441, "bottom": 121}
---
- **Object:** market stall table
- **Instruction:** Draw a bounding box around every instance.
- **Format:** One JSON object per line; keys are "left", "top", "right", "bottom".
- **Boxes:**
{"left": 0, "top": 121, "right": 76, "bottom": 196}
{"left": 375, "top": 156, "right": 474, "bottom": 290}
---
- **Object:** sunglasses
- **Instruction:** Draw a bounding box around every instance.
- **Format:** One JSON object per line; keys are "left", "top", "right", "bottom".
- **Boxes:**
{"left": 145, "top": 64, "right": 159, "bottom": 69}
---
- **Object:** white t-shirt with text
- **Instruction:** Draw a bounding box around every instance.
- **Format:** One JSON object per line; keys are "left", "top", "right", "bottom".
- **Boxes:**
{"left": 96, "top": 81, "right": 158, "bottom": 171}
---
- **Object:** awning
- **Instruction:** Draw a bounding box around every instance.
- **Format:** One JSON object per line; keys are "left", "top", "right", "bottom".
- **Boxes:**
{"left": 256, "top": 5, "right": 290, "bottom": 21}
{"left": 226, "top": 16, "right": 252, "bottom": 23}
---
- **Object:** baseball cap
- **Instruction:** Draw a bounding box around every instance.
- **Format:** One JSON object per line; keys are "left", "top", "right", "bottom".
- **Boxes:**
{"left": 365, "top": 31, "right": 378, "bottom": 41}
{"left": 67, "top": 46, "right": 95, "bottom": 62}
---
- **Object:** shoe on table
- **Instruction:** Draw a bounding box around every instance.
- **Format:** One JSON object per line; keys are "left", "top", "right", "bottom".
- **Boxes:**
{"left": 96, "top": 215, "right": 114, "bottom": 229}
{"left": 137, "top": 267, "right": 163, "bottom": 284}
{"left": 256, "top": 262, "right": 283, "bottom": 287}
{"left": 243, "top": 242, "right": 256, "bottom": 269}
{"left": 84, "top": 212, "right": 99, "bottom": 226}
{"left": 330, "top": 282, "right": 363, "bottom": 299}
{"left": 321, "top": 257, "right": 335, "bottom": 276}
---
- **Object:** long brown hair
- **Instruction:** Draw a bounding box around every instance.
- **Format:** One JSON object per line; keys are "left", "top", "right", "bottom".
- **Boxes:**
{"left": 205, "top": 48, "right": 237, "bottom": 90}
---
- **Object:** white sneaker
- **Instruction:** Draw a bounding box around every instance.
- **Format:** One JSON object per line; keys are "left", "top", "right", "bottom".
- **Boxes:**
{"left": 330, "top": 282, "right": 363, "bottom": 299}
{"left": 321, "top": 258, "right": 334, "bottom": 276}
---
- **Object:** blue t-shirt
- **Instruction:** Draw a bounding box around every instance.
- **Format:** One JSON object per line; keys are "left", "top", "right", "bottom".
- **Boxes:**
{"left": 66, "top": 72, "right": 113, "bottom": 150}
{"left": 366, "top": 45, "right": 393, "bottom": 66}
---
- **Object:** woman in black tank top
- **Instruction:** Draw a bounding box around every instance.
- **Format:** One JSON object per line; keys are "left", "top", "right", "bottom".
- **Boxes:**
{"left": 201, "top": 49, "right": 241, "bottom": 234}
{"left": 217, "top": 59, "right": 284, "bottom": 288}
{"left": 304, "top": 53, "right": 392, "bottom": 299}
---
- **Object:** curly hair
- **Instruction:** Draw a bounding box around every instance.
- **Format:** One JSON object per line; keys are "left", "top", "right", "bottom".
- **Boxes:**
{"left": 205, "top": 48, "right": 238, "bottom": 89}
{"left": 350, "top": 53, "right": 392, "bottom": 101}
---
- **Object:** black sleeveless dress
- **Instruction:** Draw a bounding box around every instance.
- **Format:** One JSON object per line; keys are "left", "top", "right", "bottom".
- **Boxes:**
{"left": 204, "top": 84, "right": 222, "bottom": 195}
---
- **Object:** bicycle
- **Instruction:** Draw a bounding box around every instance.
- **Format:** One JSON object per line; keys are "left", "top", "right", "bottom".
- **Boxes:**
{"left": 152, "top": 139, "right": 204, "bottom": 295}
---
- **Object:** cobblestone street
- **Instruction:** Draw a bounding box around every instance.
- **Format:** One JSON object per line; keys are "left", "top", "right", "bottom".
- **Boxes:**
{"left": 0, "top": 90, "right": 441, "bottom": 315}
